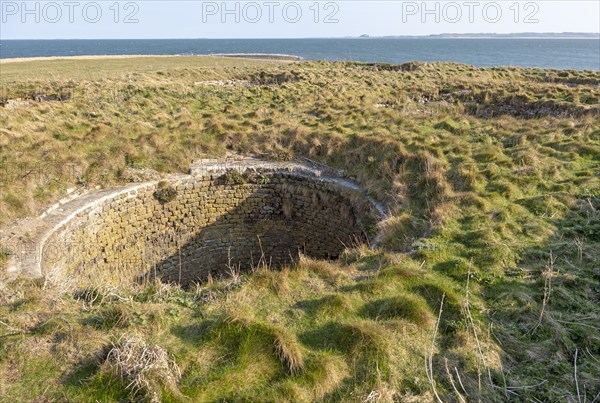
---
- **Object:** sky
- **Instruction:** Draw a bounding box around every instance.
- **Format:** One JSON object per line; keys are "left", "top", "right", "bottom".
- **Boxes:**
{"left": 1, "top": 1, "right": 599, "bottom": 39}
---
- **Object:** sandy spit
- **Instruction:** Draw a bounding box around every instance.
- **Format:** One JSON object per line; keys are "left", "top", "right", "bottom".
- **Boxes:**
{"left": 0, "top": 54, "right": 299, "bottom": 64}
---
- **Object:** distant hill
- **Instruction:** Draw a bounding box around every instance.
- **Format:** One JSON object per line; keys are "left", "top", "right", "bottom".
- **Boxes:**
{"left": 375, "top": 32, "right": 599, "bottom": 39}
{"left": 430, "top": 32, "right": 599, "bottom": 39}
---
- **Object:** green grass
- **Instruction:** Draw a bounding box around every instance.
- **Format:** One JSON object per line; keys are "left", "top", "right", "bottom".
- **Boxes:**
{"left": 0, "top": 57, "right": 599, "bottom": 401}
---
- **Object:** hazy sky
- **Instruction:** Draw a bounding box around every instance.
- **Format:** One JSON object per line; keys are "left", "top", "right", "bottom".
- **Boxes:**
{"left": 1, "top": 1, "right": 599, "bottom": 39}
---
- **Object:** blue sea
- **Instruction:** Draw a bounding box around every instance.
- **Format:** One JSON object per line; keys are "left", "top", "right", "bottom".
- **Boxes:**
{"left": 1, "top": 38, "right": 599, "bottom": 70}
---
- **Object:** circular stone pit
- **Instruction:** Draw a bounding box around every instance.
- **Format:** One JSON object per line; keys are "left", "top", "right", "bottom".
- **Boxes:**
{"left": 4, "top": 156, "right": 384, "bottom": 286}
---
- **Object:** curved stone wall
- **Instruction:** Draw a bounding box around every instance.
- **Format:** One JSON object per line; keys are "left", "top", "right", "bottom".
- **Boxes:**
{"left": 9, "top": 157, "right": 383, "bottom": 286}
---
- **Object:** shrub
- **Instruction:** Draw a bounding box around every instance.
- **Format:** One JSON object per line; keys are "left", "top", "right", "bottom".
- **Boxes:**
{"left": 92, "top": 305, "right": 133, "bottom": 329}
{"left": 222, "top": 169, "right": 246, "bottom": 185}
{"left": 244, "top": 170, "right": 269, "bottom": 184}
{"left": 153, "top": 182, "right": 177, "bottom": 203}
{"left": 0, "top": 246, "right": 14, "bottom": 265}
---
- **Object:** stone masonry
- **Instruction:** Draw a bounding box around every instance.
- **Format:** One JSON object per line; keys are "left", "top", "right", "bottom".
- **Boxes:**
{"left": 4, "top": 156, "right": 384, "bottom": 286}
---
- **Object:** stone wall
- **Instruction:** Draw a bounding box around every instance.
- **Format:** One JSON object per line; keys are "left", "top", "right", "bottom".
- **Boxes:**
{"left": 36, "top": 161, "right": 381, "bottom": 286}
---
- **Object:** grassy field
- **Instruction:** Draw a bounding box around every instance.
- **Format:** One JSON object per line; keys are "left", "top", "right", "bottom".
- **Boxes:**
{"left": 0, "top": 56, "right": 599, "bottom": 402}
{"left": 0, "top": 55, "right": 289, "bottom": 81}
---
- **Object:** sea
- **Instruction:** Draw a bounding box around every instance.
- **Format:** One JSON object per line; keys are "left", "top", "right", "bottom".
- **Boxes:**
{"left": 1, "top": 38, "right": 599, "bottom": 70}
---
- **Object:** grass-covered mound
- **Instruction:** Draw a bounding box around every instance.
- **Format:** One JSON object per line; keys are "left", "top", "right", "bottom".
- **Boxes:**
{"left": 1, "top": 56, "right": 598, "bottom": 401}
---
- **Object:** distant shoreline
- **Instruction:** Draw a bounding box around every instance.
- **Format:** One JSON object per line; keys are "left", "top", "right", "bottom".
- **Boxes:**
{"left": 2, "top": 33, "right": 598, "bottom": 40}
{"left": 403, "top": 36, "right": 599, "bottom": 40}
{"left": 1, "top": 38, "right": 597, "bottom": 70}
{"left": 374, "top": 32, "right": 599, "bottom": 39}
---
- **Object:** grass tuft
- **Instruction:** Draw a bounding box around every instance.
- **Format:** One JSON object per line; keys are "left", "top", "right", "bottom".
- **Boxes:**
{"left": 269, "top": 325, "right": 306, "bottom": 375}
{"left": 361, "top": 294, "right": 433, "bottom": 326}
{"left": 104, "top": 334, "right": 181, "bottom": 403}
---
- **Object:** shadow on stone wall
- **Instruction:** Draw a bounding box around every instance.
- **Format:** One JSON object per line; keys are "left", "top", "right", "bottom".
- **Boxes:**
{"left": 140, "top": 178, "right": 372, "bottom": 286}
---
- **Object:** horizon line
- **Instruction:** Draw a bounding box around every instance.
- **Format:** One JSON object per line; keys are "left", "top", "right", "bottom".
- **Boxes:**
{"left": 2, "top": 32, "right": 599, "bottom": 41}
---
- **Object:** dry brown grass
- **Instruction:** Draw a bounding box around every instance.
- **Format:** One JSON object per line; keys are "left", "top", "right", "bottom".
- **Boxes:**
{"left": 271, "top": 325, "right": 306, "bottom": 375}
{"left": 104, "top": 334, "right": 181, "bottom": 402}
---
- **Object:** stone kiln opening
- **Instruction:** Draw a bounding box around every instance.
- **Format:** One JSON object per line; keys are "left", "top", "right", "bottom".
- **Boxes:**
{"left": 6, "top": 156, "right": 384, "bottom": 286}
